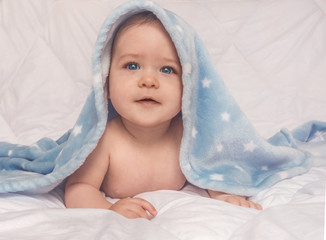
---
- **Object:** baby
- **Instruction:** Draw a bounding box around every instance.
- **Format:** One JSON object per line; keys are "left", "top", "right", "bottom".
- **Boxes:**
{"left": 64, "top": 11, "right": 262, "bottom": 220}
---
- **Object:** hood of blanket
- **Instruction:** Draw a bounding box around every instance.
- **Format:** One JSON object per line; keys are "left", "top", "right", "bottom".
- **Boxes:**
{"left": 92, "top": 0, "right": 311, "bottom": 196}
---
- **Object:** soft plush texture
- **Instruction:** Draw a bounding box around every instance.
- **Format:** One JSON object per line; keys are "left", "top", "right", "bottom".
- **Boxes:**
{"left": 0, "top": 0, "right": 325, "bottom": 196}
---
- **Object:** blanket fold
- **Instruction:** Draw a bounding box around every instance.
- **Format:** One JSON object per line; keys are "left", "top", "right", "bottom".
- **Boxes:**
{"left": 0, "top": 0, "right": 325, "bottom": 195}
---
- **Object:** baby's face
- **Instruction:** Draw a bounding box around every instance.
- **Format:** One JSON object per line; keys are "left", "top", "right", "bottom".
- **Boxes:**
{"left": 109, "top": 21, "right": 182, "bottom": 128}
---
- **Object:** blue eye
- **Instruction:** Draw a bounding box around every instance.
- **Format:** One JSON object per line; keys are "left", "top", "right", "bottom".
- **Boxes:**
{"left": 161, "top": 66, "right": 173, "bottom": 74}
{"left": 127, "top": 63, "right": 139, "bottom": 70}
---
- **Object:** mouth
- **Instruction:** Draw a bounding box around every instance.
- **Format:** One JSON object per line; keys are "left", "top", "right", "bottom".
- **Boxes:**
{"left": 136, "top": 97, "right": 159, "bottom": 104}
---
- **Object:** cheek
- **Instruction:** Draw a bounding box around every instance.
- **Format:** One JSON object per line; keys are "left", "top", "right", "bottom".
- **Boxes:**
{"left": 109, "top": 90, "right": 127, "bottom": 115}
{"left": 108, "top": 79, "right": 123, "bottom": 104}
{"left": 175, "top": 81, "right": 183, "bottom": 102}
{"left": 109, "top": 85, "right": 125, "bottom": 103}
{"left": 168, "top": 82, "right": 183, "bottom": 110}
{"left": 108, "top": 72, "right": 123, "bottom": 97}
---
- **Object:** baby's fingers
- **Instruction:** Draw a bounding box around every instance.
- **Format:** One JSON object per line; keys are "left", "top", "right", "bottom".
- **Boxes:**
{"left": 110, "top": 198, "right": 157, "bottom": 220}
{"left": 133, "top": 197, "right": 157, "bottom": 217}
{"left": 248, "top": 201, "right": 262, "bottom": 210}
{"left": 238, "top": 198, "right": 262, "bottom": 210}
{"left": 126, "top": 208, "right": 150, "bottom": 220}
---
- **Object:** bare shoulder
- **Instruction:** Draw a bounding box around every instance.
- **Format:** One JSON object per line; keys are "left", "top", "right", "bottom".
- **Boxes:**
{"left": 101, "top": 117, "right": 125, "bottom": 151}
{"left": 65, "top": 121, "right": 113, "bottom": 187}
{"left": 78, "top": 120, "right": 117, "bottom": 166}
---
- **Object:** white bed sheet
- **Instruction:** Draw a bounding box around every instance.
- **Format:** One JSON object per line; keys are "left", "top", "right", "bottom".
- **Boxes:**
{"left": 0, "top": 0, "right": 325, "bottom": 239}
{"left": 0, "top": 167, "right": 325, "bottom": 240}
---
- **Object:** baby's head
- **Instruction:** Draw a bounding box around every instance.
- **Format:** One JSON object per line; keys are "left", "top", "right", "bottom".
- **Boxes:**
{"left": 108, "top": 11, "right": 183, "bottom": 127}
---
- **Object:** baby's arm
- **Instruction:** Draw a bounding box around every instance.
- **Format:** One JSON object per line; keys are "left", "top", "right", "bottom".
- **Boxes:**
{"left": 64, "top": 132, "right": 113, "bottom": 209}
{"left": 207, "top": 190, "right": 262, "bottom": 210}
{"left": 64, "top": 128, "right": 157, "bottom": 219}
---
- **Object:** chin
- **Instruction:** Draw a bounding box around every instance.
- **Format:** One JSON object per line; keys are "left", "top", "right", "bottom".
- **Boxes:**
{"left": 137, "top": 118, "right": 174, "bottom": 128}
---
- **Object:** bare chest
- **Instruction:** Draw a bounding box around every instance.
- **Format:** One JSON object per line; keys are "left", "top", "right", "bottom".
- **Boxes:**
{"left": 101, "top": 143, "right": 186, "bottom": 198}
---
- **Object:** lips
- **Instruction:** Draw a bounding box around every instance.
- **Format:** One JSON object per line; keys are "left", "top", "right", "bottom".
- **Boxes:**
{"left": 136, "top": 97, "right": 159, "bottom": 104}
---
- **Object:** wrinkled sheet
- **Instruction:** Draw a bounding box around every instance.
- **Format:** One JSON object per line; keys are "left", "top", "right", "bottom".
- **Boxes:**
{"left": 0, "top": 167, "right": 324, "bottom": 240}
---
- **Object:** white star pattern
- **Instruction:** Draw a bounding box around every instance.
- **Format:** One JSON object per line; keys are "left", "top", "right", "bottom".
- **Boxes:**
{"left": 72, "top": 125, "right": 82, "bottom": 136}
{"left": 221, "top": 112, "right": 230, "bottom": 122}
{"left": 216, "top": 143, "right": 223, "bottom": 152}
{"left": 201, "top": 78, "right": 211, "bottom": 88}
{"left": 210, "top": 173, "right": 224, "bottom": 181}
{"left": 243, "top": 140, "right": 257, "bottom": 152}
{"left": 192, "top": 127, "right": 198, "bottom": 138}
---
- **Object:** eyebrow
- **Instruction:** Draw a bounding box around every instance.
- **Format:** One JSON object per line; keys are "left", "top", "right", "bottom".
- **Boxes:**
{"left": 117, "top": 53, "right": 180, "bottom": 65}
{"left": 117, "top": 53, "right": 141, "bottom": 60}
{"left": 162, "top": 57, "right": 181, "bottom": 66}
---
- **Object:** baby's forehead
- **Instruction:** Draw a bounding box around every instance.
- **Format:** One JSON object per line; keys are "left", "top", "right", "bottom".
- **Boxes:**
{"left": 116, "top": 11, "right": 162, "bottom": 35}
{"left": 112, "top": 12, "right": 175, "bottom": 54}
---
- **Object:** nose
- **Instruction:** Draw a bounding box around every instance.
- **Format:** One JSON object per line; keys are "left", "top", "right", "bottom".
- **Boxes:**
{"left": 138, "top": 71, "right": 159, "bottom": 89}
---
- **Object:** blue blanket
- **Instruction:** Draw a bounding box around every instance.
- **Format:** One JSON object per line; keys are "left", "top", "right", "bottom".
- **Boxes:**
{"left": 0, "top": 0, "right": 325, "bottom": 195}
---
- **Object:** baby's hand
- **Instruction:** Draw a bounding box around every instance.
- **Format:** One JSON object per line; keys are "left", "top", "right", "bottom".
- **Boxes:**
{"left": 109, "top": 197, "right": 157, "bottom": 220}
{"left": 208, "top": 190, "right": 262, "bottom": 210}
